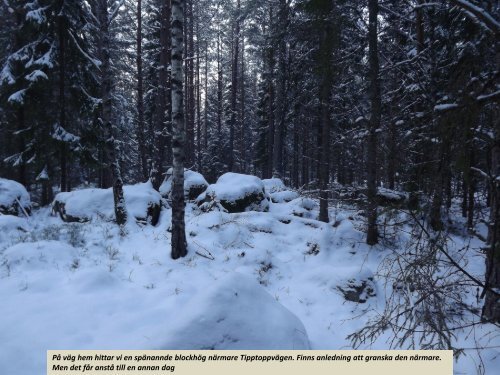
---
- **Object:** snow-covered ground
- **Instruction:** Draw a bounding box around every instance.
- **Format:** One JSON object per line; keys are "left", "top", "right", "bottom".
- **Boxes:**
{"left": 0, "top": 188, "right": 499, "bottom": 374}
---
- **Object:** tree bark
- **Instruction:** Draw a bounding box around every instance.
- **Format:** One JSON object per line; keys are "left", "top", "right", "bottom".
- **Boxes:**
{"left": 366, "top": 0, "right": 380, "bottom": 244}
{"left": 58, "top": 5, "right": 69, "bottom": 193}
{"left": 415, "top": 0, "right": 425, "bottom": 53}
{"left": 265, "top": 6, "right": 275, "bottom": 179}
{"left": 273, "top": 0, "right": 288, "bottom": 178}
{"left": 185, "top": 0, "right": 195, "bottom": 167}
{"left": 136, "top": 0, "right": 147, "bottom": 181}
{"left": 239, "top": 34, "right": 246, "bottom": 173}
{"left": 195, "top": 5, "right": 201, "bottom": 171}
{"left": 204, "top": 40, "right": 208, "bottom": 150}
{"left": 317, "top": 1, "right": 335, "bottom": 223}
{"left": 96, "top": 0, "right": 127, "bottom": 226}
{"left": 228, "top": 0, "right": 240, "bottom": 172}
{"left": 216, "top": 28, "right": 223, "bottom": 137}
{"left": 150, "top": 0, "right": 172, "bottom": 191}
{"left": 170, "top": 0, "right": 188, "bottom": 259}
{"left": 482, "top": 116, "right": 500, "bottom": 323}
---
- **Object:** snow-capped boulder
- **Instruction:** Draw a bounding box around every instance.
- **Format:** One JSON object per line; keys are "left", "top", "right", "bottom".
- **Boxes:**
{"left": 270, "top": 190, "right": 300, "bottom": 203}
{"left": 0, "top": 178, "right": 31, "bottom": 216}
{"left": 376, "top": 187, "right": 408, "bottom": 207}
{"left": 159, "top": 168, "right": 208, "bottom": 201}
{"left": 198, "top": 173, "right": 270, "bottom": 213}
{"left": 262, "top": 178, "right": 286, "bottom": 194}
{"left": 161, "top": 273, "right": 310, "bottom": 349}
{"left": 286, "top": 197, "right": 318, "bottom": 219}
{"left": 52, "top": 182, "right": 161, "bottom": 225}
{"left": 263, "top": 178, "right": 299, "bottom": 203}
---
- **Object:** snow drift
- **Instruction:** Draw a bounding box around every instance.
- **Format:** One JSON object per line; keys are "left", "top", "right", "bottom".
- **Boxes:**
{"left": 161, "top": 273, "right": 310, "bottom": 349}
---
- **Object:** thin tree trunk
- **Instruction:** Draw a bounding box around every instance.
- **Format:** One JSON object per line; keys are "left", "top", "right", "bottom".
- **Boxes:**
{"left": 239, "top": 35, "right": 246, "bottom": 173}
{"left": 217, "top": 28, "right": 223, "bottom": 137}
{"left": 366, "top": 0, "right": 380, "bottom": 245}
{"left": 189, "top": 0, "right": 195, "bottom": 167}
{"left": 204, "top": 40, "right": 208, "bottom": 150}
{"left": 150, "top": 0, "right": 172, "bottom": 191}
{"left": 58, "top": 8, "right": 68, "bottom": 192}
{"left": 273, "top": 0, "right": 288, "bottom": 178}
{"left": 317, "top": 1, "right": 335, "bottom": 223}
{"left": 416, "top": 0, "right": 425, "bottom": 53}
{"left": 467, "top": 151, "right": 475, "bottom": 229}
{"left": 228, "top": 0, "right": 240, "bottom": 172}
{"left": 265, "top": 6, "right": 275, "bottom": 179}
{"left": 387, "top": 121, "right": 396, "bottom": 190}
{"left": 96, "top": 0, "right": 127, "bottom": 226}
{"left": 302, "top": 128, "right": 308, "bottom": 187}
{"left": 462, "top": 176, "right": 468, "bottom": 218}
{"left": 195, "top": 5, "right": 201, "bottom": 171}
{"left": 482, "top": 121, "right": 500, "bottom": 323}
{"left": 136, "top": 0, "right": 147, "bottom": 181}
{"left": 171, "top": 0, "right": 187, "bottom": 259}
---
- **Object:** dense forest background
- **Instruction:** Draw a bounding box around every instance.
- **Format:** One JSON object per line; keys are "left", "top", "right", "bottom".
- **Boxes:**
{"left": 1, "top": 0, "right": 499, "bottom": 324}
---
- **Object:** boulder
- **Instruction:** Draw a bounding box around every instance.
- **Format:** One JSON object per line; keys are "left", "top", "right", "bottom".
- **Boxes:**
{"left": 376, "top": 187, "right": 408, "bottom": 207}
{"left": 269, "top": 190, "right": 300, "bottom": 203}
{"left": 286, "top": 197, "right": 318, "bottom": 219}
{"left": 0, "top": 178, "right": 31, "bottom": 216}
{"left": 262, "top": 178, "right": 299, "bottom": 203}
{"left": 160, "top": 168, "right": 208, "bottom": 201}
{"left": 52, "top": 182, "right": 161, "bottom": 225}
{"left": 262, "top": 178, "right": 286, "bottom": 194}
{"left": 198, "top": 173, "right": 270, "bottom": 213}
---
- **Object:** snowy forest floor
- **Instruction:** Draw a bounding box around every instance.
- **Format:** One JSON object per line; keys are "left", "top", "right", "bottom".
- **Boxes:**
{"left": 1, "top": 196, "right": 499, "bottom": 374}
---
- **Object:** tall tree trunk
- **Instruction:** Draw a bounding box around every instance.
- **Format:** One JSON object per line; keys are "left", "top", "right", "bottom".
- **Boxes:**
{"left": 136, "top": 0, "right": 147, "bottom": 181}
{"left": 58, "top": 8, "right": 68, "bottom": 192}
{"left": 273, "top": 0, "right": 288, "bottom": 178}
{"left": 366, "top": 0, "right": 380, "bottom": 245}
{"left": 217, "top": 28, "right": 223, "bottom": 137}
{"left": 482, "top": 117, "right": 500, "bottom": 323}
{"left": 317, "top": 1, "right": 335, "bottom": 223}
{"left": 265, "top": 6, "right": 275, "bottom": 179}
{"left": 462, "top": 176, "right": 468, "bottom": 218}
{"left": 204, "top": 40, "right": 208, "bottom": 150}
{"left": 184, "top": 0, "right": 195, "bottom": 167}
{"left": 195, "top": 5, "right": 201, "bottom": 171}
{"left": 415, "top": 0, "right": 425, "bottom": 53}
{"left": 467, "top": 151, "right": 475, "bottom": 229}
{"left": 302, "top": 128, "right": 308, "bottom": 187}
{"left": 387, "top": 121, "right": 396, "bottom": 190}
{"left": 96, "top": 0, "right": 127, "bottom": 226}
{"left": 171, "top": 0, "right": 187, "bottom": 259}
{"left": 150, "top": 0, "right": 172, "bottom": 191}
{"left": 239, "top": 35, "right": 246, "bottom": 173}
{"left": 228, "top": 0, "right": 240, "bottom": 171}
{"left": 16, "top": 108, "right": 27, "bottom": 186}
